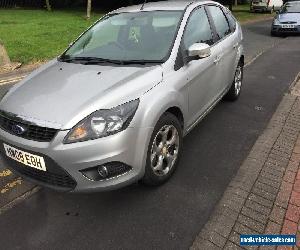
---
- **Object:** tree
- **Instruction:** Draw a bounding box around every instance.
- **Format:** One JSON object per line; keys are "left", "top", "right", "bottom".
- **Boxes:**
{"left": 45, "top": 0, "right": 52, "bottom": 11}
{"left": 0, "top": 40, "right": 11, "bottom": 67}
{"left": 87, "top": 0, "right": 92, "bottom": 19}
{"left": 229, "top": 0, "right": 233, "bottom": 11}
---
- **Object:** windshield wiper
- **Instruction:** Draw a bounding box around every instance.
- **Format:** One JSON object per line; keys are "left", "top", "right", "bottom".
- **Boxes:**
{"left": 81, "top": 57, "right": 125, "bottom": 65}
{"left": 59, "top": 56, "right": 124, "bottom": 65}
{"left": 121, "top": 60, "right": 163, "bottom": 65}
{"left": 59, "top": 57, "right": 162, "bottom": 65}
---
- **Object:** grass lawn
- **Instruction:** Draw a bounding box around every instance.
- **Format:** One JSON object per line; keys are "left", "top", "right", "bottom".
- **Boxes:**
{"left": 231, "top": 4, "right": 274, "bottom": 22}
{"left": 0, "top": 5, "right": 274, "bottom": 65}
{"left": 0, "top": 9, "right": 103, "bottom": 64}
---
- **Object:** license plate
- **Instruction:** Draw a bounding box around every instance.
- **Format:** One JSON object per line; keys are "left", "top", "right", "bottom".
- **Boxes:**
{"left": 282, "top": 24, "right": 295, "bottom": 28}
{"left": 3, "top": 143, "right": 46, "bottom": 171}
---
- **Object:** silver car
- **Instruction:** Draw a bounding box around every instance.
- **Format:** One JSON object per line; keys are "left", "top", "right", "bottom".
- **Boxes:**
{"left": 271, "top": 1, "right": 300, "bottom": 36}
{"left": 0, "top": 1, "right": 244, "bottom": 192}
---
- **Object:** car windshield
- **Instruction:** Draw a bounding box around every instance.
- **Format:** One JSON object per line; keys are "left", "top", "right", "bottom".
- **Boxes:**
{"left": 281, "top": 3, "right": 300, "bottom": 13}
{"left": 61, "top": 11, "right": 183, "bottom": 63}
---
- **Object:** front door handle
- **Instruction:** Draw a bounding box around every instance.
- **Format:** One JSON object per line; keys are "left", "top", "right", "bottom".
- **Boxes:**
{"left": 233, "top": 43, "right": 239, "bottom": 49}
{"left": 214, "top": 55, "right": 221, "bottom": 64}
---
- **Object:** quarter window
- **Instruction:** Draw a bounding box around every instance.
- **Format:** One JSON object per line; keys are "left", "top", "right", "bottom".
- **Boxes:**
{"left": 224, "top": 8, "right": 237, "bottom": 31}
{"left": 207, "top": 5, "right": 231, "bottom": 39}
{"left": 183, "top": 7, "right": 214, "bottom": 50}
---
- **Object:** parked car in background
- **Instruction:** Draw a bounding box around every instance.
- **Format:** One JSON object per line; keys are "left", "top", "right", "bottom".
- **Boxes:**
{"left": 0, "top": 1, "right": 244, "bottom": 192}
{"left": 271, "top": 1, "right": 300, "bottom": 35}
{"left": 283, "top": 0, "right": 300, "bottom": 4}
{"left": 250, "top": 0, "right": 283, "bottom": 13}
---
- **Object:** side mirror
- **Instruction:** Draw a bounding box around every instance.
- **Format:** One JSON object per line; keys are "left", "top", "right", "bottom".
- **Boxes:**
{"left": 188, "top": 43, "right": 211, "bottom": 59}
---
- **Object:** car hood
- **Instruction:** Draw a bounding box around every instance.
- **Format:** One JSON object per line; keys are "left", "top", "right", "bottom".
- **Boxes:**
{"left": 0, "top": 60, "right": 163, "bottom": 130}
{"left": 277, "top": 13, "right": 300, "bottom": 23}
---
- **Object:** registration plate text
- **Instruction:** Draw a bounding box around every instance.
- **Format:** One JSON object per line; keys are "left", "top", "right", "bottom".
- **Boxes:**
{"left": 4, "top": 143, "right": 46, "bottom": 171}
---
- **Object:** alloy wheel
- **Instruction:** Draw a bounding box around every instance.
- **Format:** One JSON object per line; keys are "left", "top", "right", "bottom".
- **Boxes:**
{"left": 234, "top": 65, "right": 243, "bottom": 96}
{"left": 150, "top": 125, "right": 179, "bottom": 176}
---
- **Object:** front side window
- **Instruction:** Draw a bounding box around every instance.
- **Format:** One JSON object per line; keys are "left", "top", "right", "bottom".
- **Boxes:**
{"left": 183, "top": 7, "right": 214, "bottom": 50}
{"left": 61, "top": 11, "right": 183, "bottom": 62}
{"left": 207, "top": 5, "right": 231, "bottom": 39}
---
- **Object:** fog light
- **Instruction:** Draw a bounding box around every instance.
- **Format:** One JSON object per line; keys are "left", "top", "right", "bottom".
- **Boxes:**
{"left": 98, "top": 166, "right": 109, "bottom": 178}
{"left": 81, "top": 162, "right": 132, "bottom": 181}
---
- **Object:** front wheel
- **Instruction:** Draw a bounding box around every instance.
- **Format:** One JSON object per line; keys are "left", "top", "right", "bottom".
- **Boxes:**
{"left": 142, "top": 113, "right": 183, "bottom": 186}
{"left": 271, "top": 30, "right": 277, "bottom": 36}
{"left": 224, "top": 62, "right": 243, "bottom": 101}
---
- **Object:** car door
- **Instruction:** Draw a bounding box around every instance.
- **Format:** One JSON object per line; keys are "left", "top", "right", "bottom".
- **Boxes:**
{"left": 180, "top": 6, "right": 221, "bottom": 128}
{"left": 206, "top": 5, "right": 238, "bottom": 95}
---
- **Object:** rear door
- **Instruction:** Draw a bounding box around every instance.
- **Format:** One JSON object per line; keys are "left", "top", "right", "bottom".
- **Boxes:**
{"left": 206, "top": 5, "right": 238, "bottom": 94}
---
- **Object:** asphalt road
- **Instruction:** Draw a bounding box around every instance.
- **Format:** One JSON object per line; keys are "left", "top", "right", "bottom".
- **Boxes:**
{"left": 0, "top": 20, "right": 299, "bottom": 250}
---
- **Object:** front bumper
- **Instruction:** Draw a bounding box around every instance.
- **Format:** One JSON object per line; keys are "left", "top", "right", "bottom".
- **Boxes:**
{"left": 0, "top": 126, "right": 153, "bottom": 192}
{"left": 250, "top": 5, "right": 269, "bottom": 12}
{"left": 272, "top": 24, "right": 300, "bottom": 34}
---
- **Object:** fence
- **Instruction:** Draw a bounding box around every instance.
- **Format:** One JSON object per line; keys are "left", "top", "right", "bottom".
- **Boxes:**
{"left": 0, "top": 0, "right": 244, "bottom": 9}
{"left": 0, "top": 0, "right": 43, "bottom": 8}
{"left": 0, "top": 0, "right": 142, "bottom": 9}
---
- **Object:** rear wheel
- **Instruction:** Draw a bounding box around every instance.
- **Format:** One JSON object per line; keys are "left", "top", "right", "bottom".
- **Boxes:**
{"left": 142, "top": 113, "right": 182, "bottom": 186}
{"left": 224, "top": 61, "right": 243, "bottom": 101}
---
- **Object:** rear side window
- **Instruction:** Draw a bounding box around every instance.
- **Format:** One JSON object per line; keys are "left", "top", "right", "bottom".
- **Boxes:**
{"left": 207, "top": 5, "right": 231, "bottom": 39}
{"left": 183, "top": 7, "right": 214, "bottom": 49}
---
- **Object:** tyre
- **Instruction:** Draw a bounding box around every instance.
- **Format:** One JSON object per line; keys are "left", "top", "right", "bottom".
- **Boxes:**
{"left": 271, "top": 30, "right": 277, "bottom": 36}
{"left": 142, "top": 112, "right": 183, "bottom": 186}
{"left": 224, "top": 61, "right": 243, "bottom": 101}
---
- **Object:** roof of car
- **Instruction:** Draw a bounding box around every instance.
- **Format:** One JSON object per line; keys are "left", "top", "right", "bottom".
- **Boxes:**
{"left": 112, "top": 1, "right": 211, "bottom": 13}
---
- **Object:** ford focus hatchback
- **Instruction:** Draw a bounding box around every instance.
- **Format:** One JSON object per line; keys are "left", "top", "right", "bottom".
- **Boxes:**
{"left": 271, "top": 1, "right": 300, "bottom": 36}
{"left": 0, "top": 1, "right": 244, "bottom": 192}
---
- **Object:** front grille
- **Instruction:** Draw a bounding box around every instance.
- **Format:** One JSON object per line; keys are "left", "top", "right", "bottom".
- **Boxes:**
{"left": 280, "top": 22, "right": 297, "bottom": 24}
{"left": 279, "top": 28, "right": 298, "bottom": 32}
{"left": 0, "top": 114, "right": 58, "bottom": 142}
{"left": 17, "top": 166, "right": 76, "bottom": 190}
{"left": 0, "top": 142, "right": 77, "bottom": 191}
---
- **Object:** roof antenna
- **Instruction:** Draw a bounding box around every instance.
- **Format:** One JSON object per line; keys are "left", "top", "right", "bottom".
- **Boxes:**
{"left": 141, "top": 0, "right": 147, "bottom": 10}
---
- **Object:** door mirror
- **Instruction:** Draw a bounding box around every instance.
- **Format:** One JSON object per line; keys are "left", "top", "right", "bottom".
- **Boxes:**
{"left": 188, "top": 43, "right": 211, "bottom": 59}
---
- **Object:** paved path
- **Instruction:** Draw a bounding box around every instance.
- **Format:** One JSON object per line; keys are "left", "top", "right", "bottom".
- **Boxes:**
{"left": 191, "top": 77, "right": 300, "bottom": 250}
{"left": 192, "top": 78, "right": 300, "bottom": 249}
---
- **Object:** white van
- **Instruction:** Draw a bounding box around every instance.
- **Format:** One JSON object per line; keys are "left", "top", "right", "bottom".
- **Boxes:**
{"left": 250, "top": 0, "right": 283, "bottom": 13}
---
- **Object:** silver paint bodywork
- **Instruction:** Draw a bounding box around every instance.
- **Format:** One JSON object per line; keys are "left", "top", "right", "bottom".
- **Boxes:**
{"left": 0, "top": 1, "right": 244, "bottom": 192}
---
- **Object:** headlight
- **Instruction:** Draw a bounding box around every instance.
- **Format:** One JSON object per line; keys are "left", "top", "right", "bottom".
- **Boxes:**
{"left": 273, "top": 19, "right": 281, "bottom": 25}
{"left": 64, "top": 99, "right": 139, "bottom": 143}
